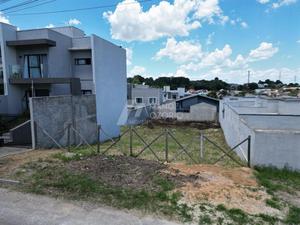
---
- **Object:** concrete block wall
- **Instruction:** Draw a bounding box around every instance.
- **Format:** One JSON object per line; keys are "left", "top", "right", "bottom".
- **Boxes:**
{"left": 30, "top": 95, "right": 97, "bottom": 149}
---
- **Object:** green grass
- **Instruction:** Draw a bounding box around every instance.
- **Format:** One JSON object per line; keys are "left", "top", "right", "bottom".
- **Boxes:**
{"left": 266, "top": 198, "right": 281, "bottom": 210}
{"left": 17, "top": 161, "right": 192, "bottom": 222}
{"left": 216, "top": 205, "right": 251, "bottom": 224}
{"left": 51, "top": 124, "right": 245, "bottom": 167}
{"left": 199, "top": 215, "right": 213, "bottom": 224}
{"left": 97, "top": 125, "right": 244, "bottom": 167}
{"left": 285, "top": 206, "right": 300, "bottom": 225}
{"left": 255, "top": 166, "right": 300, "bottom": 194}
{"left": 257, "top": 214, "right": 278, "bottom": 225}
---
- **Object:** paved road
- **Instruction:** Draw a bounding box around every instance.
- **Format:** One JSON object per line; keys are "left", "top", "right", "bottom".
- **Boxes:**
{"left": 0, "top": 188, "right": 183, "bottom": 225}
{"left": 0, "top": 147, "right": 32, "bottom": 158}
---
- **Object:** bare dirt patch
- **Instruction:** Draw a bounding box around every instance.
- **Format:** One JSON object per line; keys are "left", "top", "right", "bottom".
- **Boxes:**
{"left": 0, "top": 150, "right": 61, "bottom": 178}
{"left": 67, "top": 155, "right": 197, "bottom": 192}
{"left": 167, "top": 163, "right": 281, "bottom": 216}
{"left": 149, "top": 119, "right": 220, "bottom": 130}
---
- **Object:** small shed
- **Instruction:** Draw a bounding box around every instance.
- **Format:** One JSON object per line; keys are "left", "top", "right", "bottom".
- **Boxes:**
{"left": 175, "top": 95, "right": 219, "bottom": 122}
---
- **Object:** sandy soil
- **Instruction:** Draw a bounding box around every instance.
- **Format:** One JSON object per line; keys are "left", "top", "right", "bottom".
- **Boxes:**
{"left": 167, "top": 163, "right": 281, "bottom": 216}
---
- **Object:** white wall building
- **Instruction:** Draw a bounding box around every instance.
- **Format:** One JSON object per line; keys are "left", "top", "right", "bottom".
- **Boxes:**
{"left": 220, "top": 97, "right": 300, "bottom": 170}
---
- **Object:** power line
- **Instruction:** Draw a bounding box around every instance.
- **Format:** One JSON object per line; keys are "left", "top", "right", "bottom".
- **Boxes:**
{"left": 0, "top": 0, "right": 15, "bottom": 5}
{"left": 5, "top": 0, "right": 155, "bottom": 16}
{"left": 5, "top": 0, "right": 56, "bottom": 13}
{"left": 1, "top": 0, "right": 39, "bottom": 11}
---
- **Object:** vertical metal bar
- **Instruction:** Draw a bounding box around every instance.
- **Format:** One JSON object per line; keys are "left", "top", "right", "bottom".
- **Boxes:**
{"left": 97, "top": 125, "right": 101, "bottom": 154}
{"left": 67, "top": 123, "right": 71, "bottom": 152}
{"left": 130, "top": 126, "right": 133, "bottom": 156}
{"left": 247, "top": 135, "right": 251, "bottom": 168}
{"left": 200, "top": 132, "right": 204, "bottom": 161}
{"left": 165, "top": 128, "right": 169, "bottom": 162}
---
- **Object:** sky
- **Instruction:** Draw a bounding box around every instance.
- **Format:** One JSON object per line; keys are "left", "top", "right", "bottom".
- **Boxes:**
{"left": 0, "top": 0, "right": 299, "bottom": 84}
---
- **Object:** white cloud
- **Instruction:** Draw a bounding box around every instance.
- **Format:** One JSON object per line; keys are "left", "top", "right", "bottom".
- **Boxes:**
{"left": 154, "top": 38, "right": 203, "bottom": 63}
{"left": 257, "top": 0, "right": 270, "bottom": 4}
{"left": 0, "top": 12, "right": 10, "bottom": 24}
{"left": 297, "top": 39, "right": 300, "bottom": 44}
{"left": 193, "top": 0, "right": 227, "bottom": 24}
{"left": 201, "top": 44, "right": 232, "bottom": 67}
{"left": 104, "top": 0, "right": 200, "bottom": 42}
{"left": 199, "top": 67, "right": 300, "bottom": 84}
{"left": 67, "top": 18, "right": 81, "bottom": 26}
{"left": 249, "top": 42, "right": 278, "bottom": 61}
{"left": 45, "top": 24, "right": 55, "bottom": 28}
{"left": 129, "top": 65, "right": 146, "bottom": 76}
{"left": 206, "top": 32, "right": 215, "bottom": 45}
{"left": 241, "top": 21, "right": 248, "bottom": 28}
{"left": 103, "top": 0, "right": 232, "bottom": 42}
{"left": 272, "top": 0, "right": 297, "bottom": 8}
{"left": 126, "top": 48, "right": 133, "bottom": 65}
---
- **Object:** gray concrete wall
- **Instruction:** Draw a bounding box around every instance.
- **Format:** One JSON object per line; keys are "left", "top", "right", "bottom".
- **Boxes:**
{"left": 91, "top": 35, "right": 127, "bottom": 141}
{"left": 0, "top": 23, "right": 24, "bottom": 115}
{"left": 71, "top": 50, "right": 93, "bottom": 92}
{"left": 219, "top": 101, "right": 254, "bottom": 161}
{"left": 177, "top": 102, "right": 218, "bottom": 122}
{"left": 253, "top": 130, "right": 300, "bottom": 169}
{"left": 72, "top": 37, "right": 91, "bottom": 49}
{"left": 220, "top": 98, "right": 300, "bottom": 170}
{"left": 30, "top": 95, "right": 97, "bottom": 149}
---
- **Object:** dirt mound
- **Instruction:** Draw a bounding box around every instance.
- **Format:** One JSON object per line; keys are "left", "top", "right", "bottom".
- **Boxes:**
{"left": 168, "top": 163, "right": 281, "bottom": 216}
{"left": 68, "top": 155, "right": 168, "bottom": 191}
{"left": 148, "top": 119, "right": 220, "bottom": 130}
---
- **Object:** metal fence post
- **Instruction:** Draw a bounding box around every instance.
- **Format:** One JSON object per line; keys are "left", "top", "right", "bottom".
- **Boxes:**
{"left": 129, "top": 126, "right": 133, "bottom": 156}
{"left": 97, "top": 125, "right": 101, "bottom": 154}
{"left": 200, "top": 131, "right": 204, "bottom": 161}
{"left": 165, "top": 128, "right": 169, "bottom": 162}
{"left": 67, "top": 123, "right": 71, "bottom": 152}
{"left": 247, "top": 135, "right": 251, "bottom": 168}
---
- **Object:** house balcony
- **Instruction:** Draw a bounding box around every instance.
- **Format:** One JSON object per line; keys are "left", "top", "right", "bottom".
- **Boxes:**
{"left": 8, "top": 65, "right": 81, "bottom": 95}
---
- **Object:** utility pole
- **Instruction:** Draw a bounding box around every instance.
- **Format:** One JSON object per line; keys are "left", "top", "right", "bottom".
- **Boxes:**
{"left": 247, "top": 70, "right": 250, "bottom": 86}
{"left": 279, "top": 71, "right": 282, "bottom": 82}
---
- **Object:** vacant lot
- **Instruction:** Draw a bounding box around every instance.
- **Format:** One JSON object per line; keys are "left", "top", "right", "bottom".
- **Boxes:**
{"left": 1, "top": 124, "right": 300, "bottom": 224}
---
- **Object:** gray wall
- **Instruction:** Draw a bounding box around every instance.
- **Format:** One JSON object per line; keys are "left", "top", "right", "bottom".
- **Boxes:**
{"left": 91, "top": 35, "right": 127, "bottom": 141}
{"left": 220, "top": 99, "right": 300, "bottom": 170}
{"left": 177, "top": 102, "right": 218, "bottom": 122}
{"left": 71, "top": 50, "right": 93, "bottom": 92}
{"left": 30, "top": 95, "right": 97, "bottom": 149}
{"left": 129, "top": 85, "right": 162, "bottom": 106}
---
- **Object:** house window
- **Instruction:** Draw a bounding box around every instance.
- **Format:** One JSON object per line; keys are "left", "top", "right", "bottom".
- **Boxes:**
{"left": 0, "top": 44, "right": 4, "bottom": 95}
{"left": 75, "top": 58, "right": 91, "bottom": 65}
{"left": 135, "top": 97, "right": 143, "bottom": 104}
{"left": 23, "top": 55, "right": 47, "bottom": 78}
{"left": 149, "top": 97, "right": 157, "bottom": 104}
{"left": 82, "top": 90, "right": 92, "bottom": 95}
{"left": 24, "top": 54, "right": 47, "bottom": 78}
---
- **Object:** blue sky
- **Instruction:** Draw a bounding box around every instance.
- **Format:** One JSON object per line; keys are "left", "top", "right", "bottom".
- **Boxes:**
{"left": 1, "top": 0, "right": 299, "bottom": 83}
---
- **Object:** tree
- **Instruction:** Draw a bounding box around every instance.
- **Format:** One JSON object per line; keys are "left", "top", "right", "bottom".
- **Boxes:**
{"left": 248, "top": 82, "right": 258, "bottom": 90}
{"left": 131, "top": 75, "right": 145, "bottom": 84}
